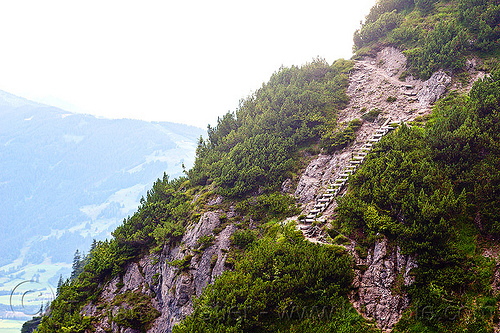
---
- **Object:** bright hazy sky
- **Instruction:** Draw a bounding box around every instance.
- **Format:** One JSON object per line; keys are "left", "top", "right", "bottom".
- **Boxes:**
{"left": 0, "top": 0, "right": 376, "bottom": 129}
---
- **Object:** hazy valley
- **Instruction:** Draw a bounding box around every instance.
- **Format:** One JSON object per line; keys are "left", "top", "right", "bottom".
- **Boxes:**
{"left": 0, "top": 91, "right": 205, "bottom": 322}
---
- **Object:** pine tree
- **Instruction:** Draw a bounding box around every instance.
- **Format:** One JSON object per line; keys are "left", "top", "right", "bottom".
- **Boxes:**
{"left": 56, "top": 274, "right": 63, "bottom": 297}
{"left": 89, "top": 239, "right": 97, "bottom": 253}
{"left": 70, "top": 250, "right": 81, "bottom": 280}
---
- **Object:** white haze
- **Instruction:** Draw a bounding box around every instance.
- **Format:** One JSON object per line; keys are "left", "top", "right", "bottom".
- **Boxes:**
{"left": 0, "top": 0, "right": 376, "bottom": 128}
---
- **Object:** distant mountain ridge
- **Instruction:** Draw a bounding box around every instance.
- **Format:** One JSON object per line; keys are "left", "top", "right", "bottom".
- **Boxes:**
{"left": 0, "top": 90, "right": 42, "bottom": 109}
{"left": 0, "top": 90, "right": 204, "bottom": 316}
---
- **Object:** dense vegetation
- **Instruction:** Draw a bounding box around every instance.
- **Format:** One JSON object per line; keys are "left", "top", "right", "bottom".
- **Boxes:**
{"left": 173, "top": 222, "right": 377, "bottom": 333}
{"left": 354, "top": 0, "right": 500, "bottom": 79}
{"left": 21, "top": 317, "right": 42, "bottom": 333}
{"left": 189, "top": 58, "right": 352, "bottom": 197}
{"left": 335, "top": 70, "right": 500, "bottom": 331}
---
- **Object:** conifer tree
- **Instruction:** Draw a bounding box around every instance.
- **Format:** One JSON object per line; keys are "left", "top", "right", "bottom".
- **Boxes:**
{"left": 89, "top": 239, "right": 97, "bottom": 253}
{"left": 70, "top": 250, "right": 81, "bottom": 280}
{"left": 56, "top": 274, "right": 63, "bottom": 297}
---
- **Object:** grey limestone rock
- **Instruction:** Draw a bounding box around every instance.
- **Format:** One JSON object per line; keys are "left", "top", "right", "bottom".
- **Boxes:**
{"left": 294, "top": 154, "right": 338, "bottom": 204}
{"left": 376, "top": 46, "right": 407, "bottom": 77}
{"left": 417, "top": 70, "right": 452, "bottom": 106}
{"left": 82, "top": 211, "right": 235, "bottom": 333}
{"left": 348, "top": 236, "right": 417, "bottom": 331}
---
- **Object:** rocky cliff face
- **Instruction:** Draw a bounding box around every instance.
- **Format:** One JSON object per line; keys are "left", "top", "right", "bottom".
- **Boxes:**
{"left": 348, "top": 237, "right": 417, "bottom": 331}
{"left": 416, "top": 70, "right": 452, "bottom": 105}
{"left": 80, "top": 47, "right": 480, "bottom": 333}
{"left": 82, "top": 211, "right": 235, "bottom": 333}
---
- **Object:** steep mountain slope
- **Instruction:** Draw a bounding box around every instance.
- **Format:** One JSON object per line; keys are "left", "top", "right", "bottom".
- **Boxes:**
{"left": 0, "top": 91, "right": 204, "bottom": 320}
{"left": 294, "top": 44, "right": 490, "bottom": 330}
{"left": 33, "top": 1, "right": 500, "bottom": 332}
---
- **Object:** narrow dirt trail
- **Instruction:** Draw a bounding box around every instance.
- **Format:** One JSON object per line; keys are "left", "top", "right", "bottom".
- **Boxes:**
{"left": 359, "top": 60, "right": 407, "bottom": 86}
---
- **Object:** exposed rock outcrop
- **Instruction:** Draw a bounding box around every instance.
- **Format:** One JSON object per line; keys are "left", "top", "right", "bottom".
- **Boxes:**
{"left": 82, "top": 211, "right": 235, "bottom": 333}
{"left": 347, "top": 237, "right": 417, "bottom": 331}
{"left": 376, "top": 46, "right": 408, "bottom": 78}
{"left": 346, "top": 46, "right": 454, "bottom": 123}
{"left": 417, "top": 70, "right": 452, "bottom": 106}
{"left": 294, "top": 154, "right": 336, "bottom": 204}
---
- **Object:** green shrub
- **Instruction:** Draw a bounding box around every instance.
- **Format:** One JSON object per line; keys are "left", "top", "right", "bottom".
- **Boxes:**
{"left": 173, "top": 224, "right": 374, "bottom": 333}
{"left": 333, "top": 234, "right": 350, "bottom": 245}
{"left": 361, "top": 109, "right": 382, "bottom": 122}
{"left": 354, "top": 10, "right": 404, "bottom": 50}
{"left": 210, "top": 254, "right": 218, "bottom": 269}
{"left": 404, "top": 21, "right": 468, "bottom": 79}
{"left": 321, "top": 118, "right": 362, "bottom": 153}
{"left": 355, "top": 245, "right": 368, "bottom": 259}
{"left": 235, "top": 192, "right": 299, "bottom": 222}
{"left": 230, "top": 229, "right": 256, "bottom": 249}
{"left": 112, "top": 291, "right": 160, "bottom": 332}
{"left": 168, "top": 254, "right": 193, "bottom": 272}
{"left": 196, "top": 234, "right": 215, "bottom": 251}
{"left": 189, "top": 59, "right": 353, "bottom": 197}
{"left": 152, "top": 273, "right": 160, "bottom": 286}
{"left": 21, "top": 317, "right": 41, "bottom": 333}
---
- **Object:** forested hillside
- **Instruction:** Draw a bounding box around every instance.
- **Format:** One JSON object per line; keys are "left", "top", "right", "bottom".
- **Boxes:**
{"left": 34, "top": 0, "right": 500, "bottom": 332}
{"left": 353, "top": 0, "right": 500, "bottom": 78}
{"left": 35, "top": 57, "right": 371, "bottom": 333}
{"left": 189, "top": 59, "right": 352, "bottom": 197}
